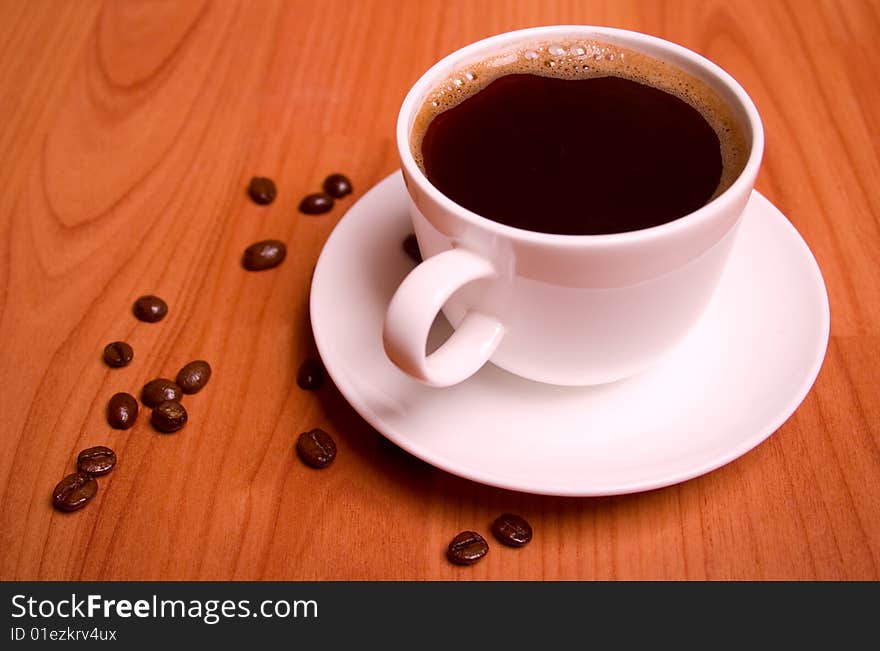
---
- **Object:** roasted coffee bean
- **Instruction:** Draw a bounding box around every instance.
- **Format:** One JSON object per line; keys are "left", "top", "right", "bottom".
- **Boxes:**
{"left": 77, "top": 446, "right": 117, "bottom": 476}
{"left": 132, "top": 295, "right": 168, "bottom": 323}
{"left": 141, "top": 378, "right": 182, "bottom": 408}
{"left": 296, "top": 428, "right": 336, "bottom": 468}
{"left": 402, "top": 234, "right": 422, "bottom": 264}
{"left": 151, "top": 400, "right": 187, "bottom": 433}
{"left": 107, "top": 392, "right": 139, "bottom": 430}
{"left": 242, "top": 239, "right": 286, "bottom": 271}
{"left": 103, "top": 341, "right": 134, "bottom": 368}
{"left": 447, "top": 531, "right": 489, "bottom": 565}
{"left": 176, "top": 360, "right": 212, "bottom": 394}
{"left": 322, "top": 173, "right": 352, "bottom": 198}
{"left": 52, "top": 472, "right": 98, "bottom": 512}
{"left": 247, "top": 176, "right": 277, "bottom": 205}
{"left": 296, "top": 358, "right": 324, "bottom": 390}
{"left": 299, "top": 192, "right": 334, "bottom": 215}
{"left": 491, "top": 513, "right": 533, "bottom": 547}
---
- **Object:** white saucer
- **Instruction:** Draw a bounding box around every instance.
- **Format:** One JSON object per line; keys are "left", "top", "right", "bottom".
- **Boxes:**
{"left": 310, "top": 172, "right": 830, "bottom": 496}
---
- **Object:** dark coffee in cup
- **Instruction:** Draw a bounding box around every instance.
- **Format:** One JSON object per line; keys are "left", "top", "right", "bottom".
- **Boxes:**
{"left": 412, "top": 40, "right": 748, "bottom": 235}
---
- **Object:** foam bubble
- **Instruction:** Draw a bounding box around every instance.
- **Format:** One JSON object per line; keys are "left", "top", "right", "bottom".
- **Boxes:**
{"left": 411, "top": 38, "right": 749, "bottom": 199}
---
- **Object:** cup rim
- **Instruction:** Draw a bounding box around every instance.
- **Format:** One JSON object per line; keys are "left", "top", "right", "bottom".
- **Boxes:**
{"left": 396, "top": 25, "right": 765, "bottom": 247}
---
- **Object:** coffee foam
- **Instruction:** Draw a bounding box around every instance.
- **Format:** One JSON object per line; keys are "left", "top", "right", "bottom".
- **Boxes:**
{"left": 411, "top": 40, "right": 749, "bottom": 200}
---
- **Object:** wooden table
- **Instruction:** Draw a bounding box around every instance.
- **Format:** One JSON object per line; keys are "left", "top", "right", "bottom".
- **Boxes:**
{"left": 0, "top": 0, "right": 877, "bottom": 581}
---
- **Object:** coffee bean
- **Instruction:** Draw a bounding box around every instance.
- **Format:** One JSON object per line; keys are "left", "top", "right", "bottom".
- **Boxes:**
{"left": 491, "top": 513, "right": 533, "bottom": 547}
{"left": 296, "top": 358, "right": 324, "bottom": 390}
{"left": 322, "top": 173, "right": 352, "bottom": 199}
{"left": 242, "top": 239, "right": 286, "bottom": 271}
{"left": 52, "top": 472, "right": 98, "bottom": 512}
{"left": 132, "top": 295, "right": 168, "bottom": 323}
{"left": 151, "top": 400, "right": 187, "bottom": 433}
{"left": 103, "top": 341, "right": 134, "bottom": 368}
{"left": 176, "top": 360, "right": 212, "bottom": 394}
{"left": 247, "top": 176, "right": 277, "bottom": 205}
{"left": 141, "top": 378, "right": 182, "bottom": 408}
{"left": 77, "top": 446, "right": 117, "bottom": 476}
{"left": 296, "top": 428, "right": 336, "bottom": 468}
{"left": 107, "top": 392, "right": 139, "bottom": 430}
{"left": 402, "top": 234, "right": 422, "bottom": 264}
{"left": 447, "top": 531, "right": 489, "bottom": 565}
{"left": 299, "top": 192, "right": 333, "bottom": 215}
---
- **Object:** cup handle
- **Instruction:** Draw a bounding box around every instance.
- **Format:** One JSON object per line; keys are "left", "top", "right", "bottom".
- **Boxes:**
{"left": 383, "top": 248, "right": 505, "bottom": 387}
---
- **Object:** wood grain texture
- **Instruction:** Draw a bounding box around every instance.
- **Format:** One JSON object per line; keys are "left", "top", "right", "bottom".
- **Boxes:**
{"left": 0, "top": 0, "right": 878, "bottom": 580}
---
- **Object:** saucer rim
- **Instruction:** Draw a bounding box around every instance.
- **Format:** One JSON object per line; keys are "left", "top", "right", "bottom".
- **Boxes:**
{"left": 310, "top": 171, "right": 831, "bottom": 496}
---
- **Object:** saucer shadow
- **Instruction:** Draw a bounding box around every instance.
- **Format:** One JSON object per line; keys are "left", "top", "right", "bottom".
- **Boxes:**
{"left": 301, "top": 281, "right": 684, "bottom": 526}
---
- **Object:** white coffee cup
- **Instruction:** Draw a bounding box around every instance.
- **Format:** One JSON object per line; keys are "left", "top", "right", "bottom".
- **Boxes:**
{"left": 384, "top": 25, "right": 763, "bottom": 387}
